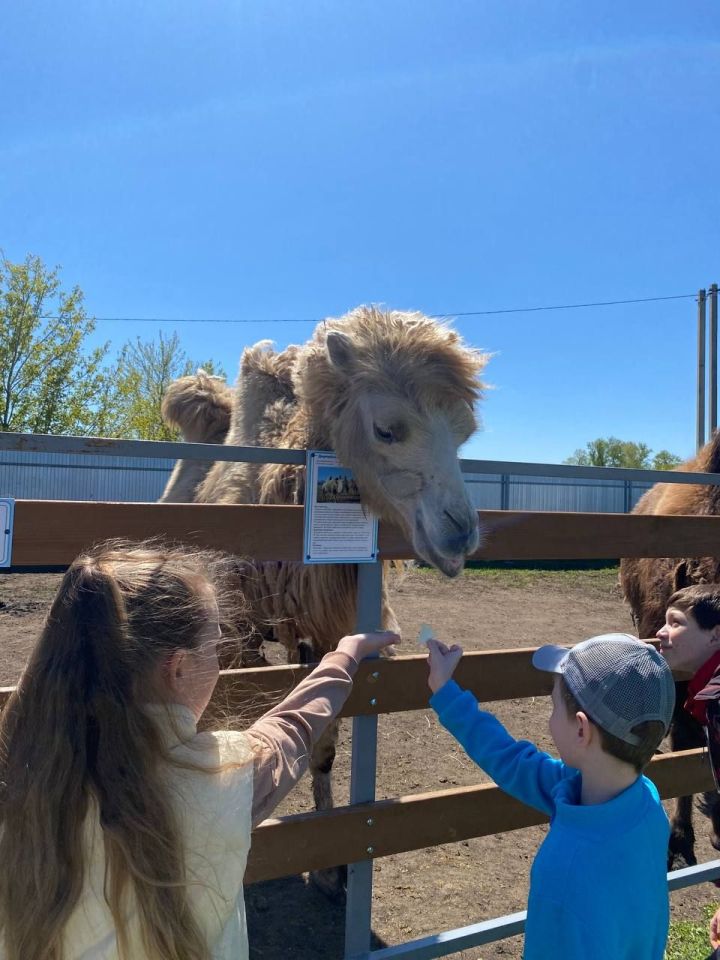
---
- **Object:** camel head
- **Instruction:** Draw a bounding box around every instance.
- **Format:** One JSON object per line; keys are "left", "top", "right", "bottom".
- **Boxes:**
{"left": 297, "top": 306, "right": 490, "bottom": 577}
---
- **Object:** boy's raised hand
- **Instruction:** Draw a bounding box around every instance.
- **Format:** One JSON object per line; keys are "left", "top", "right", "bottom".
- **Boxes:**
{"left": 427, "top": 638, "right": 464, "bottom": 693}
{"left": 336, "top": 630, "right": 400, "bottom": 661}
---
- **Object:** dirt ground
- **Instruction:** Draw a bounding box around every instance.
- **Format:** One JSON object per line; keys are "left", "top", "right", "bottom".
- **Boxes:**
{"left": 1, "top": 566, "right": 718, "bottom": 959}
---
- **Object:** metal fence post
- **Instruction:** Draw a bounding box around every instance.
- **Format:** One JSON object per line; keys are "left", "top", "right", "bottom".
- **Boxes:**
{"left": 345, "top": 560, "right": 384, "bottom": 959}
{"left": 500, "top": 474, "right": 510, "bottom": 511}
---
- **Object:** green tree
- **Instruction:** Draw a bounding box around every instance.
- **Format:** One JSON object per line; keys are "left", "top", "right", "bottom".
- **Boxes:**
{"left": 110, "top": 331, "right": 225, "bottom": 440}
{"left": 651, "top": 449, "right": 683, "bottom": 471}
{"left": 0, "top": 254, "right": 112, "bottom": 434}
{"left": 564, "top": 437, "right": 682, "bottom": 470}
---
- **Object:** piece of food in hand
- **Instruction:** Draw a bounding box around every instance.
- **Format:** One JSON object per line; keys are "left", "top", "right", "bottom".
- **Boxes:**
{"left": 417, "top": 623, "right": 436, "bottom": 647}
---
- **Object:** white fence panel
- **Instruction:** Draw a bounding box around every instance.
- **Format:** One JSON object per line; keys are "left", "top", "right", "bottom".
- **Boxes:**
{"left": 0, "top": 451, "right": 174, "bottom": 502}
{"left": 2, "top": 454, "right": 656, "bottom": 512}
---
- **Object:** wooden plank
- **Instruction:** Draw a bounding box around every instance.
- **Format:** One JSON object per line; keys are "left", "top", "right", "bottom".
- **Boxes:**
{"left": 206, "top": 650, "right": 552, "bottom": 721}
{"left": 10, "top": 500, "right": 305, "bottom": 565}
{"left": 471, "top": 511, "right": 720, "bottom": 561}
{"left": 244, "top": 748, "right": 714, "bottom": 883}
{"left": 0, "top": 647, "right": 689, "bottom": 716}
{"left": 9, "top": 501, "right": 720, "bottom": 568}
{"left": 0, "top": 649, "right": 590, "bottom": 715}
{"left": 383, "top": 510, "right": 720, "bottom": 561}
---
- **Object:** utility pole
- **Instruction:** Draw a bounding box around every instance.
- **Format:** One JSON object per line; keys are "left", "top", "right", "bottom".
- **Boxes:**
{"left": 711, "top": 283, "right": 719, "bottom": 439}
{"left": 698, "top": 288, "right": 707, "bottom": 450}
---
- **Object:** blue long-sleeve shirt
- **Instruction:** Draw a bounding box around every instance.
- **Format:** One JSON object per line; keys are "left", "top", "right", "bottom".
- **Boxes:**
{"left": 430, "top": 680, "right": 670, "bottom": 960}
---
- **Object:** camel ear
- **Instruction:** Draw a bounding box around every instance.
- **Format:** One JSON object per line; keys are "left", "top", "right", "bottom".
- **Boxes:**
{"left": 326, "top": 332, "right": 356, "bottom": 373}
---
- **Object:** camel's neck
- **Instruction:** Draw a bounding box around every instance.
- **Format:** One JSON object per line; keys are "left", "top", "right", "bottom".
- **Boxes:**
{"left": 290, "top": 403, "right": 336, "bottom": 454}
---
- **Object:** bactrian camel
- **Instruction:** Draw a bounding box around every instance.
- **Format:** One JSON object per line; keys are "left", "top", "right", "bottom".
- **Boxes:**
{"left": 159, "top": 305, "right": 489, "bottom": 894}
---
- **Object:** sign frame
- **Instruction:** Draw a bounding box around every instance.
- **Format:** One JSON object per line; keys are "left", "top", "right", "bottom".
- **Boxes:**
{"left": 303, "top": 451, "right": 378, "bottom": 564}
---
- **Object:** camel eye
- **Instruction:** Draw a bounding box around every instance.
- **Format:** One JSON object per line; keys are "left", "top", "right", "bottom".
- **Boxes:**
{"left": 373, "top": 423, "right": 395, "bottom": 444}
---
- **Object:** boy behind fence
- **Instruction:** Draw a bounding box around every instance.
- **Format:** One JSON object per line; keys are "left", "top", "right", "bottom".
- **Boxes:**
{"left": 427, "top": 632, "right": 675, "bottom": 960}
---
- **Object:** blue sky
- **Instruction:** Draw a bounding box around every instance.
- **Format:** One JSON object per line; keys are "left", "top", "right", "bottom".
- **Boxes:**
{"left": 2, "top": 1, "right": 719, "bottom": 464}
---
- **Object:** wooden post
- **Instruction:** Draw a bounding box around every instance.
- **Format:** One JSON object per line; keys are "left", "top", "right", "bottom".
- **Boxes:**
{"left": 698, "top": 289, "right": 707, "bottom": 450}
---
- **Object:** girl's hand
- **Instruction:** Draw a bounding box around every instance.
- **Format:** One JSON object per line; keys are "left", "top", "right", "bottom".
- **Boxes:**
{"left": 427, "top": 638, "right": 463, "bottom": 693}
{"left": 336, "top": 630, "right": 400, "bottom": 661}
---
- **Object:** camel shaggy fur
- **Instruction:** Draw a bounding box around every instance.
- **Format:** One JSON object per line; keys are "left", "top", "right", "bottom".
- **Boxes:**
{"left": 620, "top": 430, "right": 720, "bottom": 868}
{"left": 159, "top": 305, "right": 489, "bottom": 894}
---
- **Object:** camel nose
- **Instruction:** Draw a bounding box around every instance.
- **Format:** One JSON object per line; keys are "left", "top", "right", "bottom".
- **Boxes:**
{"left": 443, "top": 509, "right": 479, "bottom": 554}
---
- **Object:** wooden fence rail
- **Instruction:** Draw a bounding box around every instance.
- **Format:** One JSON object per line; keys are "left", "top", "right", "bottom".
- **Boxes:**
{"left": 0, "top": 649, "right": 551, "bottom": 714}
{"left": 0, "top": 647, "right": 682, "bottom": 717}
{"left": 244, "top": 747, "right": 713, "bottom": 884}
{"left": 9, "top": 500, "right": 720, "bottom": 565}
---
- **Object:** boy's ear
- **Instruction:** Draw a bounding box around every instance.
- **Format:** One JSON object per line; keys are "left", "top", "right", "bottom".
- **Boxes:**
{"left": 576, "top": 711, "right": 594, "bottom": 746}
{"left": 711, "top": 625, "right": 720, "bottom": 645}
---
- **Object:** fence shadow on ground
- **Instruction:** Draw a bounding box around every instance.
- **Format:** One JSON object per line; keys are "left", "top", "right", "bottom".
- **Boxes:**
{"left": 246, "top": 875, "right": 388, "bottom": 959}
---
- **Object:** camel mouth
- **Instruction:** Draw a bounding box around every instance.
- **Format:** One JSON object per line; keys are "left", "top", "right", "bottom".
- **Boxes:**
{"left": 412, "top": 516, "right": 472, "bottom": 579}
{"left": 436, "top": 555, "right": 465, "bottom": 578}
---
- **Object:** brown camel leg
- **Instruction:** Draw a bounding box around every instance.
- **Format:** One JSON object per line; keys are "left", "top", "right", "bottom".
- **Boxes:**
{"left": 311, "top": 720, "right": 339, "bottom": 813}
{"left": 310, "top": 720, "right": 347, "bottom": 900}
{"left": 698, "top": 791, "right": 720, "bottom": 851}
{"left": 297, "top": 635, "right": 348, "bottom": 898}
{"left": 291, "top": 640, "right": 348, "bottom": 897}
{"left": 669, "top": 795, "right": 696, "bottom": 869}
{"left": 308, "top": 722, "right": 348, "bottom": 898}
{"left": 668, "top": 688, "right": 702, "bottom": 869}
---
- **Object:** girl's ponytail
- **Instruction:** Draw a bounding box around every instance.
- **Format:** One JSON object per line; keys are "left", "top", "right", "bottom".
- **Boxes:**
{"left": 0, "top": 558, "right": 129, "bottom": 960}
{"left": 0, "top": 542, "right": 217, "bottom": 960}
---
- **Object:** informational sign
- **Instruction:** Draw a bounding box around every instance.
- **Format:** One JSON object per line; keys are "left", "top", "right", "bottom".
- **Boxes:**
{"left": 303, "top": 451, "right": 378, "bottom": 564}
{"left": 0, "top": 499, "right": 15, "bottom": 568}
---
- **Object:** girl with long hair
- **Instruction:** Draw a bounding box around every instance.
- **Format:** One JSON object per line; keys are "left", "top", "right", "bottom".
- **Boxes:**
{"left": 0, "top": 539, "right": 397, "bottom": 960}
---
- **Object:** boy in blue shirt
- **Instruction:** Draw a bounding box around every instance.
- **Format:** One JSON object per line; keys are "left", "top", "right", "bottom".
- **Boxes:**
{"left": 427, "top": 632, "right": 675, "bottom": 960}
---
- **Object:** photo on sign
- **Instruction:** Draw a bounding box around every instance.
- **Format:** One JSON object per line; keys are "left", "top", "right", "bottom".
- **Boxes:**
{"left": 315, "top": 466, "right": 361, "bottom": 504}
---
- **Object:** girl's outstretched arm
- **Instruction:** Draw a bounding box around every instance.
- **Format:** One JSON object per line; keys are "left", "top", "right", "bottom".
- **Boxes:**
{"left": 246, "top": 631, "right": 398, "bottom": 825}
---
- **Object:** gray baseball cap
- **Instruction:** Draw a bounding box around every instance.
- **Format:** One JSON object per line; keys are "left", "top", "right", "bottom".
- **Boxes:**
{"left": 532, "top": 633, "right": 675, "bottom": 745}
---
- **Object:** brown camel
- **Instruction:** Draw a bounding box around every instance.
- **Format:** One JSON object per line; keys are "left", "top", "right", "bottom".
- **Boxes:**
{"left": 620, "top": 430, "right": 720, "bottom": 868}
{"left": 159, "top": 305, "right": 490, "bottom": 895}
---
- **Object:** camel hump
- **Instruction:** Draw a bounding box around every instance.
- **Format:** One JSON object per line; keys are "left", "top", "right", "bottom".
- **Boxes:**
{"left": 161, "top": 369, "right": 233, "bottom": 443}
{"left": 233, "top": 341, "right": 300, "bottom": 448}
{"left": 700, "top": 429, "right": 720, "bottom": 475}
{"left": 240, "top": 340, "right": 298, "bottom": 403}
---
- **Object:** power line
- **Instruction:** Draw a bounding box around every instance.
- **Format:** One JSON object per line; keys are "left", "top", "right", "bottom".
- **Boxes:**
{"left": 442, "top": 292, "right": 699, "bottom": 318}
{"left": 40, "top": 291, "right": 700, "bottom": 325}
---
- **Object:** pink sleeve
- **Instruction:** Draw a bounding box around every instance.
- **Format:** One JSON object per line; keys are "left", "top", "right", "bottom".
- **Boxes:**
{"left": 244, "top": 650, "right": 359, "bottom": 826}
